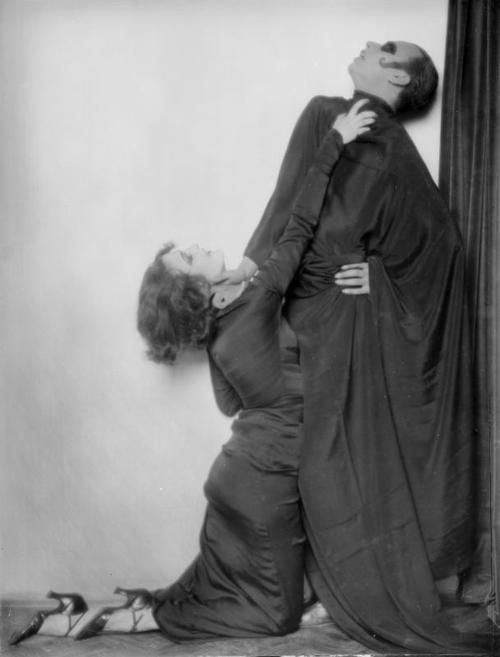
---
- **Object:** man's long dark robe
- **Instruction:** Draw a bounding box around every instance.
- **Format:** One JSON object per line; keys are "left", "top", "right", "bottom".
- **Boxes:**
{"left": 245, "top": 92, "right": 486, "bottom": 653}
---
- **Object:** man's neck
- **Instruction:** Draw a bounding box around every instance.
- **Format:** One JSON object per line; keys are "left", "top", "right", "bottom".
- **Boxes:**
{"left": 353, "top": 86, "right": 397, "bottom": 110}
{"left": 352, "top": 89, "right": 396, "bottom": 116}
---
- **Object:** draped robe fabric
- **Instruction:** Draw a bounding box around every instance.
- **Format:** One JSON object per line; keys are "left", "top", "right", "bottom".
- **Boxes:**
{"left": 245, "top": 92, "right": 492, "bottom": 653}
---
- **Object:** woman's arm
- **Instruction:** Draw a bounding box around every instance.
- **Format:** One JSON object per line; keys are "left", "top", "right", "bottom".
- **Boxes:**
{"left": 244, "top": 96, "right": 325, "bottom": 269}
{"left": 208, "top": 352, "right": 243, "bottom": 416}
{"left": 222, "top": 100, "right": 374, "bottom": 286}
{"left": 258, "top": 100, "right": 375, "bottom": 294}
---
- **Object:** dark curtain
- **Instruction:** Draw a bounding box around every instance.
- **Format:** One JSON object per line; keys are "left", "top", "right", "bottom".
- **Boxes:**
{"left": 439, "top": 0, "right": 499, "bottom": 620}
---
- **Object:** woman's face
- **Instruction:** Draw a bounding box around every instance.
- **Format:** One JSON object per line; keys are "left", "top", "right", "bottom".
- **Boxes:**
{"left": 161, "top": 245, "right": 226, "bottom": 283}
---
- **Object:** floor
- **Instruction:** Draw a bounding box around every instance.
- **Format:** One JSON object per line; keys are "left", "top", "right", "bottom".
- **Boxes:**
{"left": 1, "top": 598, "right": 498, "bottom": 657}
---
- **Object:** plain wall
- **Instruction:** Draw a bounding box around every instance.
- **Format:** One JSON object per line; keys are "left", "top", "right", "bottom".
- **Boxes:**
{"left": 0, "top": 0, "right": 447, "bottom": 598}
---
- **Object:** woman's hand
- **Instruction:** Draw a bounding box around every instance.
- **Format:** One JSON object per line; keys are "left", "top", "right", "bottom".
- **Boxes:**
{"left": 334, "top": 262, "right": 370, "bottom": 294}
{"left": 332, "top": 99, "right": 376, "bottom": 144}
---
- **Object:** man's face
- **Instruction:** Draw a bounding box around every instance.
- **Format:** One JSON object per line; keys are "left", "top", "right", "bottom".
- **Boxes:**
{"left": 348, "top": 40, "right": 422, "bottom": 92}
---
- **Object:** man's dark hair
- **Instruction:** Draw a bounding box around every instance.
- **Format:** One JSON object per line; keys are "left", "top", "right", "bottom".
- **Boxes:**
{"left": 137, "top": 242, "right": 217, "bottom": 364}
{"left": 382, "top": 46, "right": 438, "bottom": 113}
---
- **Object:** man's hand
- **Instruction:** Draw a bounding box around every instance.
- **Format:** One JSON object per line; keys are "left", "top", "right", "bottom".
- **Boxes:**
{"left": 334, "top": 263, "right": 370, "bottom": 295}
{"left": 332, "top": 99, "right": 376, "bottom": 145}
{"left": 215, "top": 256, "right": 258, "bottom": 285}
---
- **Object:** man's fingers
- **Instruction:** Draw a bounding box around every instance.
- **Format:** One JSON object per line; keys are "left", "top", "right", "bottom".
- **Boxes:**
{"left": 335, "top": 271, "right": 365, "bottom": 279}
{"left": 335, "top": 262, "right": 369, "bottom": 294}
{"left": 335, "top": 265, "right": 368, "bottom": 276}
{"left": 335, "top": 277, "right": 366, "bottom": 286}
{"left": 335, "top": 274, "right": 366, "bottom": 281}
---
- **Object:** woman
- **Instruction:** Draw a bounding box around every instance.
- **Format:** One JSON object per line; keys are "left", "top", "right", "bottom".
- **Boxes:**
{"left": 131, "top": 99, "right": 373, "bottom": 642}
{"left": 8, "top": 101, "right": 374, "bottom": 646}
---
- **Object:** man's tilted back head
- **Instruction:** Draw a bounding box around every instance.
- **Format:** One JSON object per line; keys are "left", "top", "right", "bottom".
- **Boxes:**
{"left": 384, "top": 44, "right": 438, "bottom": 113}
{"left": 349, "top": 41, "right": 438, "bottom": 113}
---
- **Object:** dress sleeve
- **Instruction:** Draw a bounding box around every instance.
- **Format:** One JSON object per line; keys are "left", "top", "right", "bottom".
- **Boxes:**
{"left": 256, "top": 128, "right": 344, "bottom": 294}
{"left": 209, "top": 288, "right": 284, "bottom": 410}
{"left": 244, "top": 96, "right": 325, "bottom": 266}
{"left": 208, "top": 352, "right": 243, "bottom": 416}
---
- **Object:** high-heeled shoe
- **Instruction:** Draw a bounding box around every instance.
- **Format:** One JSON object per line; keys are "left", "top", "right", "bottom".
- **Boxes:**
{"left": 8, "top": 591, "right": 88, "bottom": 646}
{"left": 114, "top": 587, "right": 153, "bottom": 631}
{"left": 72, "top": 605, "right": 118, "bottom": 640}
{"left": 47, "top": 591, "right": 89, "bottom": 635}
{"left": 73, "top": 586, "right": 153, "bottom": 640}
{"left": 9, "top": 611, "right": 46, "bottom": 646}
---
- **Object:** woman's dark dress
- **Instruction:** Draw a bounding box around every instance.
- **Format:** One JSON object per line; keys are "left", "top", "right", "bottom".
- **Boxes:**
{"left": 152, "top": 130, "right": 345, "bottom": 640}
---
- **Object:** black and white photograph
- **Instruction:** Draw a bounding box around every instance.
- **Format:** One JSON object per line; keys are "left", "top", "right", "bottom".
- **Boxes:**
{"left": 1, "top": 1, "right": 499, "bottom": 655}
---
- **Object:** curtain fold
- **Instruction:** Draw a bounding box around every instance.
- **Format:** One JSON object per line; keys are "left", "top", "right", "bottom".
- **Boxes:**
{"left": 439, "top": 0, "right": 499, "bottom": 619}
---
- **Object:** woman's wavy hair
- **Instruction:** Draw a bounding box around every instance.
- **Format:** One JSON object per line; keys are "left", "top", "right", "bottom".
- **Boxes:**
{"left": 137, "top": 242, "right": 217, "bottom": 364}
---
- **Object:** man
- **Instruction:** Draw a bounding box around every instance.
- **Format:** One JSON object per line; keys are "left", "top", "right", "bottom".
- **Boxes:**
{"left": 228, "top": 42, "right": 481, "bottom": 652}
